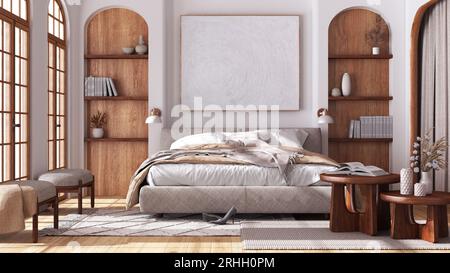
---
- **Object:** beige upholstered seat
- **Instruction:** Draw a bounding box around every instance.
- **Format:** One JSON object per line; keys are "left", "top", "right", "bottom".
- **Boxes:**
{"left": 5, "top": 180, "right": 56, "bottom": 203}
{"left": 39, "top": 169, "right": 94, "bottom": 187}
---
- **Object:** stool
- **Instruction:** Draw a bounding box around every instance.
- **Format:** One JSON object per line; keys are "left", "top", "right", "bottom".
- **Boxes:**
{"left": 39, "top": 169, "right": 95, "bottom": 214}
{"left": 5, "top": 180, "right": 58, "bottom": 243}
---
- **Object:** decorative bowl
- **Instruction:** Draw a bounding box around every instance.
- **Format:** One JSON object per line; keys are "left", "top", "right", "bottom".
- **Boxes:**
{"left": 122, "top": 47, "right": 135, "bottom": 55}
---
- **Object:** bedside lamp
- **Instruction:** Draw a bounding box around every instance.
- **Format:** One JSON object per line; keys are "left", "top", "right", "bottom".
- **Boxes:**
{"left": 145, "top": 108, "right": 162, "bottom": 124}
{"left": 317, "top": 108, "right": 334, "bottom": 125}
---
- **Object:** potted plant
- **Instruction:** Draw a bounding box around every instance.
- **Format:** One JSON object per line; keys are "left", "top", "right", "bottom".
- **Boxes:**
{"left": 410, "top": 129, "right": 448, "bottom": 194}
{"left": 365, "top": 17, "right": 387, "bottom": 55}
{"left": 90, "top": 111, "right": 107, "bottom": 139}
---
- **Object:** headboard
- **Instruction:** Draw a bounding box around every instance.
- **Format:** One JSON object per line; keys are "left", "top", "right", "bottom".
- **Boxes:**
{"left": 160, "top": 128, "right": 323, "bottom": 154}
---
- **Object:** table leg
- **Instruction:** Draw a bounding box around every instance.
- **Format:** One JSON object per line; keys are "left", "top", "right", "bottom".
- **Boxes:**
{"left": 330, "top": 184, "right": 359, "bottom": 232}
{"left": 421, "top": 205, "right": 444, "bottom": 243}
{"left": 437, "top": 205, "right": 449, "bottom": 238}
{"left": 390, "top": 203, "right": 419, "bottom": 239}
{"left": 377, "top": 184, "right": 391, "bottom": 231}
{"left": 359, "top": 185, "right": 377, "bottom": 236}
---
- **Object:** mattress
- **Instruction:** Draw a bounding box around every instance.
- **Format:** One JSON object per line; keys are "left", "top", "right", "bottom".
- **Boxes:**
{"left": 147, "top": 164, "right": 336, "bottom": 187}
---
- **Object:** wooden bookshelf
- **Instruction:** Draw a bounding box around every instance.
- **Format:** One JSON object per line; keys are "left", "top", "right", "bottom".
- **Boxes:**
{"left": 85, "top": 54, "right": 148, "bottom": 60}
{"left": 85, "top": 138, "right": 148, "bottom": 143}
{"left": 84, "top": 96, "right": 148, "bottom": 101}
{"left": 329, "top": 54, "right": 393, "bottom": 60}
{"left": 329, "top": 96, "right": 393, "bottom": 101}
{"left": 328, "top": 9, "right": 392, "bottom": 171}
{"left": 329, "top": 138, "right": 393, "bottom": 143}
{"left": 85, "top": 8, "right": 149, "bottom": 197}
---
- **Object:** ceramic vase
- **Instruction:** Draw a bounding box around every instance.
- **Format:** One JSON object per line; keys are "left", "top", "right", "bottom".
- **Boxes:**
{"left": 414, "top": 183, "right": 426, "bottom": 197}
{"left": 372, "top": 47, "right": 380, "bottom": 55}
{"left": 419, "top": 171, "right": 433, "bottom": 194}
{"left": 135, "top": 35, "right": 148, "bottom": 55}
{"left": 400, "top": 168, "right": 414, "bottom": 195}
{"left": 92, "top": 128, "right": 104, "bottom": 139}
{"left": 331, "top": 88, "right": 342, "bottom": 97}
{"left": 341, "top": 73, "right": 351, "bottom": 97}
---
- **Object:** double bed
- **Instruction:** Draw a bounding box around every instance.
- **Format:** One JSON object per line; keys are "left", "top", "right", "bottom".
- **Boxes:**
{"left": 131, "top": 129, "right": 337, "bottom": 214}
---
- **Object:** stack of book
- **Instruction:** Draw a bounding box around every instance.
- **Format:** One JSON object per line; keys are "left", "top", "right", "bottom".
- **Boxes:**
{"left": 348, "top": 116, "right": 393, "bottom": 139}
{"left": 84, "top": 76, "right": 118, "bottom": 97}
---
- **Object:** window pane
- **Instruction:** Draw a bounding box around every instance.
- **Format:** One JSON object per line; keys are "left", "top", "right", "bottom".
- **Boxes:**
{"left": 20, "top": 0, "right": 27, "bottom": 20}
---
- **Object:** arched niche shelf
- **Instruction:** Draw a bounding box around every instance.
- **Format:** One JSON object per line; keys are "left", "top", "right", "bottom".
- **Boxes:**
{"left": 410, "top": 0, "right": 441, "bottom": 149}
{"left": 84, "top": 8, "right": 149, "bottom": 197}
{"left": 328, "top": 8, "right": 392, "bottom": 171}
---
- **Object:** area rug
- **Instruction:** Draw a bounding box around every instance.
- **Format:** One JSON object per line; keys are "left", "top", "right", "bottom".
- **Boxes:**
{"left": 241, "top": 221, "right": 450, "bottom": 250}
{"left": 41, "top": 208, "right": 293, "bottom": 237}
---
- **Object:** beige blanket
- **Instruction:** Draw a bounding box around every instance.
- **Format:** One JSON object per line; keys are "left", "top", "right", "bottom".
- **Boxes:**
{"left": 126, "top": 141, "right": 339, "bottom": 209}
{"left": 0, "top": 184, "right": 37, "bottom": 235}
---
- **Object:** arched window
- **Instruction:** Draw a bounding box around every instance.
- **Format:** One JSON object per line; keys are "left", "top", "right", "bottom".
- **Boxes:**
{"left": 48, "top": 0, "right": 66, "bottom": 170}
{"left": 0, "top": 0, "right": 29, "bottom": 183}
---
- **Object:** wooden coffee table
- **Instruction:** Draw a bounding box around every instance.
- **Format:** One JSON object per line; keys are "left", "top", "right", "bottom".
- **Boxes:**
{"left": 380, "top": 191, "right": 450, "bottom": 243}
{"left": 320, "top": 174, "right": 400, "bottom": 236}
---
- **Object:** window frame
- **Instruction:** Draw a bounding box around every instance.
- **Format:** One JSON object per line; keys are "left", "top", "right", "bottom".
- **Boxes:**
{"left": 0, "top": 0, "right": 30, "bottom": 183}
{"left": 48, "top": 0, "right": 67, "bottom": 171}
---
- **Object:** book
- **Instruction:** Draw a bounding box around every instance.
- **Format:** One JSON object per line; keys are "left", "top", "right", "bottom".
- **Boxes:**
{"left": 348, "top": 120, "right": 355, "bottom": 138}
{"left": 108, "top": 78, "right": 118, "bottom": 96}
{"left": 106, "top": 77, "right": 113, "bottom": 96}
{"left": 326, "top": 162, "right": 389, "bottom": 177}
{"left": 354, "top": 120, "right": 361, "bottom": 138}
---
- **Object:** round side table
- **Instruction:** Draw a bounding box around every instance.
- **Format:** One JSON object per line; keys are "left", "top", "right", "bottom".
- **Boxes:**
{"left": 380, "top": 191, "right": 450, "bottom": 243}
{"left": 320, "top": 173, "right": 400, "bottom": 236}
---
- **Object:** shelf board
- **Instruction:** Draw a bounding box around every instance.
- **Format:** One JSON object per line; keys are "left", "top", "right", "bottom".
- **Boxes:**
{"left": 85, "top": 54, "right": 148, "bottom": 60}
{"left": 329, "top": 96, "right": 393, "bottom": 101}
{"left": 85, "top": 96, "right": 148, "bottom": 101}
{"left": 329, "top": 138, "right": 393, "bottom": 143}
{"left": 85, "top": 138, "right": 148, "bottom": 143}
{"left": 329, "top": 54, "right": 393, "bottom": 60}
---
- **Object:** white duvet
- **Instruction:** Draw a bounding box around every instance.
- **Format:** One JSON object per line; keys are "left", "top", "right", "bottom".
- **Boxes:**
{"left": 147, "top": 164, "right": 336, "bottom": 187}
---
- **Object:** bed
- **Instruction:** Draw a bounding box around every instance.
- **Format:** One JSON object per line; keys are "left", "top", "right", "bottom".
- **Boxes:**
{"left": 134, "top": 128, "right": 337, "bottom": 214}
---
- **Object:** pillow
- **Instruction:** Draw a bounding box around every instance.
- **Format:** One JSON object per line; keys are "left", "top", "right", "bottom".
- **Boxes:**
{"left": 170, "top": 132, "right": 225, "bottom": 150}
{"left": 257, "top": 129, "right": 309, "bottom": 148}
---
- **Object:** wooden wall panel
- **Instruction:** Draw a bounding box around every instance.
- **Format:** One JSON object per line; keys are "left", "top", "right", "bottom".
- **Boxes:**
{"left": 328, "top": 59, "right": 389, "bottom": 97}
{"left": 87, "top": 59, "right": 148, "bottom": 97}
{"left": 90, "top": 142, "right": 148, "bottom": 196}
{"left": 88, "top": 101, "right": 148, "bottom": 139}
{"left": 329, "top": 9, "right": 390, "bottom": 56}
{"left": 329, "top": 143, "right": 390, "bottom": 171}
{"left": 329, "top": 101, "right": 389, "bottom": 138}
{"left": 86, "top": 8, "right": 148, "bottom": 55}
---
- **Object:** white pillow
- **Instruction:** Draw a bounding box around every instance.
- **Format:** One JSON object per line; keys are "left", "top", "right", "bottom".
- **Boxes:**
{"left": 170, "top": 132, "right": 225, "bottom": 150}
{"left": 258, "top": 129, "right": 309, "bottom": 148}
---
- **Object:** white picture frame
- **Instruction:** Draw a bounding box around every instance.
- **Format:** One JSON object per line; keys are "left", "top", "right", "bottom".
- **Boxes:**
{"left": 181, "top": 16, "right": 300, "bottom": 110}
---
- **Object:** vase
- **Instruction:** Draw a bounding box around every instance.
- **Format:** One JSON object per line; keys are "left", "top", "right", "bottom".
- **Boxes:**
{"left": 414, "top": 183, "right": 426, "bottom": 197}
{"left": 419, "top": 171, "right": 433, "bottom": 195}
{"left": 92, "top": 128, "right": 104, "bottom": 139}
{"left": 135, "top": 35, "right": 148, "bottom": 55}
{"left": 372, "top": 47, "right": 380, "bottom": 55}
{"left": 341, "top": 73, "right": 351, "bottom": 97}
{"left": 400, "top": 168, "right": 414, "bottom": 195}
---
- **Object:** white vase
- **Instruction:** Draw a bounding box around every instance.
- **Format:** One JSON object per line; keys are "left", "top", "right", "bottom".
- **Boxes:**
{"left": 135, "top": 35, "right": 148, "bottom": 55}
{"left": 414, "top": 183, "right": 426, "bottom": 197}
{"left": 92, "top": 128, "right": 104, "bottom": 139}
{"left": 341, "top": 73, "right": 351, "bottom": 97}
{"left": 372, "top": 47, "right": 380, "bottom": 55}
{"left": 419, "top": 171, "right": 433, "bottom": 194}
{"left": 400, "top": 168, "right": 414, "bottom": 195}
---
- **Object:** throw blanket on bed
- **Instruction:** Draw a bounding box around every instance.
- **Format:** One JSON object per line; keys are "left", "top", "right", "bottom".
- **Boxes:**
{"left": 125, "top": 140, "right": 339, "bottom": 209}
{"left": 0, "top": 184, "right": 37, "bottom": 235}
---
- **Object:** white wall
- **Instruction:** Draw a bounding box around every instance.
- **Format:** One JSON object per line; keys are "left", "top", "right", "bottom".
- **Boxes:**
{"left": 28, "top": 0, "right": 432, "bottom": 175}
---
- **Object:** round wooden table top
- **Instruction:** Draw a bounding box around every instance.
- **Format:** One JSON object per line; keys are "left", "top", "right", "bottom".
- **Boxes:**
{"left": 380, "top": 191, "right": 450, "bottom": 206}
{"left": 319, "top": 173, "right": 400, "bottom": 185}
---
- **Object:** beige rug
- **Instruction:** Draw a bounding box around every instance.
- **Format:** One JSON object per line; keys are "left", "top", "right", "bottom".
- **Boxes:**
{"left": 241, "top": 221, "right": 450, "bottom": 250}
{"left": 41, "top": 208, "right": 293, "bottom": 237}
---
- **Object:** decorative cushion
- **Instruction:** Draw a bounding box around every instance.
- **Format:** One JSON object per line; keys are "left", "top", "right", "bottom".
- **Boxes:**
{"left": 39, "top": 169, "right": 94, "bottom": 187}
{"left": 4, "top": 180, "right": 56, "bottom": 203}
